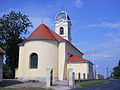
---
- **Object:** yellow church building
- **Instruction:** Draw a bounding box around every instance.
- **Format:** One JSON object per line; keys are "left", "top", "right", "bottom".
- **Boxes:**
{"left": 15, "top": 11, "right": 93, "bottom": 81}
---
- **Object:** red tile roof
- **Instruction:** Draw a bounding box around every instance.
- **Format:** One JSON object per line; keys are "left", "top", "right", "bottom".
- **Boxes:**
{"left": 27, "top": 24, "right": 64, "bottom": 40}
{"left": 67, "top": 56, "right": 89, "bottom": 63}
{"left": 0, "top": 47, "right": 5, "bottom": 54}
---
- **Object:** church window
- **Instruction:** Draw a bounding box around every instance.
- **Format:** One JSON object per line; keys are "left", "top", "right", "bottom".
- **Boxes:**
{"left": 60, "top": 27, "right": 64, "bottom": 35}
{"left": 30, "top": 53, "right": 38, "bottom": 69}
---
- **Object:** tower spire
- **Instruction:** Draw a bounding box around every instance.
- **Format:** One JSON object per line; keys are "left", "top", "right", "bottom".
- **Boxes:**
{"left": 55, "top": 10, "right": 72, "bottom": 42}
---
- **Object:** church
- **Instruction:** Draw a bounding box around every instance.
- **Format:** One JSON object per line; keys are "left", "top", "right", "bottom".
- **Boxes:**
{"left": 15, "top": 11, "right": 93, "bottom": 81}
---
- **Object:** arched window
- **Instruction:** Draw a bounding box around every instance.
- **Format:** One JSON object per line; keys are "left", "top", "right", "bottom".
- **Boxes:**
{"left": 60, "top": 27, "right": 64, "bottom": 35}
{"left": 30, "top": 53, "right": 38, "bottom": 69}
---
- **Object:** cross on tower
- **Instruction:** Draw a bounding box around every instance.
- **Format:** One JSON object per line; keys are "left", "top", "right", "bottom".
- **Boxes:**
{"left": 62, "top": 6, "right": 64, "bottom": 11}
{"left": 41, "top": 18, "right": 43, "bottom": 24}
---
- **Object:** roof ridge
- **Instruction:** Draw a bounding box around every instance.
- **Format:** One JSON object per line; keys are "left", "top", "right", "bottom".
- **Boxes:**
{"left": 46, "top": 28, "right": 58, "bottom": 40}
{"left": 67, "top": 55, "right": 90, "bottom": 63}
{"left": 49, "top": 29, "right": 60, "bottom": 40}
{"left": 27, "top": 24, "right": 64, "bottom": 40}
{"left": 49, "top": 29, "right": 65, "bottom": 40}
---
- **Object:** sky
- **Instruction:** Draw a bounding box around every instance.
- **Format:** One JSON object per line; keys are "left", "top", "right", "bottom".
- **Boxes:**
{"left": 0, "top": 0, "right": 120, "bottom": 77}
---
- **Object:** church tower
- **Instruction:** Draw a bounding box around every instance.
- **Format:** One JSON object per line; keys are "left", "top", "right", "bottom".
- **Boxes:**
{"left": 55, "top": 11, "right": 72, "bottom": 42}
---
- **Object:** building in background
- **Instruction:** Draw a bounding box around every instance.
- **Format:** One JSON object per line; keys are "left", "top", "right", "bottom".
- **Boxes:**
{"left": 15, "top": 11, "right": 93, "bottom": 81}
{"left": 0, "top": 47, "right": 5, "bottom": 82}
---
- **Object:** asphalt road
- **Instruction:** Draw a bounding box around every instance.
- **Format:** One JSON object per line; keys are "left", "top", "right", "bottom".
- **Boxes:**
{"left": 71, "top": 79, "right": 120, "bottom": 90}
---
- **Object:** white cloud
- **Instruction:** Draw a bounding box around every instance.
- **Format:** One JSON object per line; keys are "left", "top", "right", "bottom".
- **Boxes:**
{"left": 74, "top": 0, "right": 84, "bottom": 8}
{"left": 84, "top": 38, "right": 120, "bottom": 59}
{"left": 103, "top": 33, "right": 114, "bottom": 37}
{"left": 83, "top": 37, "right": 120, "bottom": 76}
{"left": 81, "top": 31, "right": 120, "bottom": 76}
{"left": 86, "top": 22, "right": 120, "bottom": 29}
{"left": 103, "top": 33, "right": 120, "bottom": 38}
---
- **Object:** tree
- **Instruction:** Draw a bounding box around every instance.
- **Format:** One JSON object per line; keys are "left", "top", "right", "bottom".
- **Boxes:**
{"left": 112, "top": 60, "right": 120, "bottom": 79}
{"left": 118, "top": 60, "right": 120, "bottom": 66}
{"left": 0, "top": 11, "right": 32, "bottom": 78}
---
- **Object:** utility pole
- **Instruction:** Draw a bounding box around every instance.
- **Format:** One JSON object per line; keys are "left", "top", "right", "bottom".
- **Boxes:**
{"left": 92, "top": 47, "right": 95, "bottom": 64}
{"left": 92, "top": 47, "right": 96, "bottom": 79}
{"left": 96, "top": 65, "right": 99, "bottom": 79}
{"left": 106, "top": 67, "right": 109, "bottom": 79}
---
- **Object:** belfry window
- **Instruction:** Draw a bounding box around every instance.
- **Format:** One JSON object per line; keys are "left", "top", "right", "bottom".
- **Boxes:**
{"left": 60, "top": 27, "right": 64, "bottom": 35}
{"left": 30, "top": 53, "right": 38, "bottom": 69}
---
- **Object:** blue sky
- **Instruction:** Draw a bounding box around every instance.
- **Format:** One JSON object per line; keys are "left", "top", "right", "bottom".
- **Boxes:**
{"left": 1, "top": 0, "right": 120, "bottom": 77}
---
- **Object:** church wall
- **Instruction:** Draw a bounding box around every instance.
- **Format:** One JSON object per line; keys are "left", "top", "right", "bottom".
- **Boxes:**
{"left": 58, "top": 41, "right": 84, "bottom": 80}
{"left": 16, "top": 40, "right": 58, "bottom": 81}
{"left": 66, "top": 41, "right": 83, "bottom": 60}
{"left": 15, "top": 46, "right": 25, "bottom": 78}
{"left": 58, "top": 42, "right": 66, "bottom": 80}
{"left": 67, "top": 63, "right": 89, "bottom": 80}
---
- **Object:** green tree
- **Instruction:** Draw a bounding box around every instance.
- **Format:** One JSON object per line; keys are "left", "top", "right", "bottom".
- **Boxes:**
{"left": 113, "top": 60, "right": 120, "bottom": 79}
{"left": 0, "top": 11, "right": 32, "bottom": 78}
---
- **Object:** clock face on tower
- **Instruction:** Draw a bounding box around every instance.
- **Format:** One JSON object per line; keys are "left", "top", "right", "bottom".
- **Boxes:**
{"left": 56, "top": 12, "right": 66, "bottom": 21}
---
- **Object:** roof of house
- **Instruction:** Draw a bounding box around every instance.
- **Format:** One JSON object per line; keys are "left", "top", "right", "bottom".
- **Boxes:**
{"left": 67, "top": 55, "right": 90, "bottom": 63}
{"left": 27, "top": 24, "right": 64, "bottom": 41}
{"left": 0, "top": 47, "right": 5, "bottom": 54}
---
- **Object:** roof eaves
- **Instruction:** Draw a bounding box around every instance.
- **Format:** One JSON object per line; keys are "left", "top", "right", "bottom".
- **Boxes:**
{"left": 67, "top": 61, "right": 89, "bottom": 63}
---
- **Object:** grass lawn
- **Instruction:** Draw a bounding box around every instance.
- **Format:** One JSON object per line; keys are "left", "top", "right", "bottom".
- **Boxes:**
{"left": 0, "top": 88, "right": 52, "bottom": 90}
{"left": 71, "top": 80, "right": 108, "bottom": 88}
{"left": 80, "top": 80, "right": 108, "bottom": 87}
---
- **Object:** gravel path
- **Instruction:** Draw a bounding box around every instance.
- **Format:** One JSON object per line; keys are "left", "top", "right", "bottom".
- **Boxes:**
{"left": 0, "top": 80, "right": 71, "bottom": 90}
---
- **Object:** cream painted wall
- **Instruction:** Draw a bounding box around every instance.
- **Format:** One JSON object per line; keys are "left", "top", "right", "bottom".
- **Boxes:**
{"left": 67, "top": 63, "right": 93, "bottom": 80}
{"left": 16, "top": 39, "right": 93, "bottom": 81}
{"left": 16, "top": 40, "right": 58, "bottom": 81}
{"left": 58, "top": 41, "right": 84, "bottom": 80}
{"left": 16, "top": 46, "right": 25, "bottom": 77}
{"left": 58, "top": 42, "right": 66, "bottom": 80}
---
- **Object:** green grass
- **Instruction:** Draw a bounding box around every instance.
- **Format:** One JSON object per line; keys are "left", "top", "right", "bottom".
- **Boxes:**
{"left": 0, "top": 88, "right": 52, "bottom": 90}
{"left": 80, "top": 80, "right": 108, "bottom": 87}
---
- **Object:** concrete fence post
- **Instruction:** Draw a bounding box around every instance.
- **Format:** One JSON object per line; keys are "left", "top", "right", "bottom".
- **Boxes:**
{"left": 68, "top": 68, "right": 74, "bottom": 86}
{"left": 46, "top": 68, "right": 53, "bottom": 87}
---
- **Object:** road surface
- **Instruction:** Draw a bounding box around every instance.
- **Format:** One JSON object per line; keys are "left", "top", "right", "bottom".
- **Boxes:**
{"left": 71, "top": 79, "right": 120, "bottom": 90}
